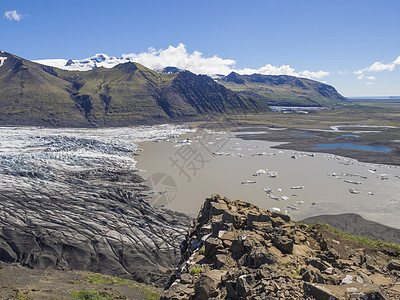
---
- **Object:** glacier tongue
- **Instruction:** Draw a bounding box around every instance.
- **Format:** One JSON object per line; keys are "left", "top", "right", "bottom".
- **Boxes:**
{"left": 0, "top": 125, "right": 193, "bottom": 285}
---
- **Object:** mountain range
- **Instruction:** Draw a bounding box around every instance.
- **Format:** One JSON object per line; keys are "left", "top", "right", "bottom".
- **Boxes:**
{"left": 0, "top": 51, "right": 347, "bottom": 127}
{"left": 218, "top": 72, "right": 348, "bottom": 107}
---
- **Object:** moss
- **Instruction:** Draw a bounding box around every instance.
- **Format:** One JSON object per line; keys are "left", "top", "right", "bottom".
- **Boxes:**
{"left": 83, "top": 273, "right": 160, "bottom": 299}
{"left": 69, "top": 290, "right": 110, "bottom": 300}
{"left": 16, "top": 293, "right": 31, "bottom": 300}
{"left": 84, "top": 274, "right": 130, "bottom": 285}
{"left": 142, "top": 288, "right": 161, "bottom": 300}
{"left": 190, "top": 267, "right": 201, "bottom": 274}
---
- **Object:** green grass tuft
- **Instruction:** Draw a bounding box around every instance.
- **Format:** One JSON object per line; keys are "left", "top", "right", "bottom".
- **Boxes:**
{"left": 84, "top": 273, "right": 130, "bottom": 285}
{"left": 69, "top": 290, "right": 110, "bottom": 300}
{"left": 16, "top": 293, "right": 31, "bottom": 300}
{"left": 190, "top": 267, "right": 201, "bottom": 274}
{"left": 83, "top": 273, "right": 160, "bottom": 299}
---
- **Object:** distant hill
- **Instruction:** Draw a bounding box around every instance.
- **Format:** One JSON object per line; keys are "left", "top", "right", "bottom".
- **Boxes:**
{"left": 0, "top": 52, "right": 268, "bottom": 127}
{"left": 218, "top": 72, "right": 349, "bottom": 107}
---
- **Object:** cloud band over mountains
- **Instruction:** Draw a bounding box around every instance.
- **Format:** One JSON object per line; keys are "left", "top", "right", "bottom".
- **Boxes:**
{"left": 34, "top": 43, "right": 399, "bottom": 87}
{"left": 34, "top": 43, "right": 330, "bottom": 80}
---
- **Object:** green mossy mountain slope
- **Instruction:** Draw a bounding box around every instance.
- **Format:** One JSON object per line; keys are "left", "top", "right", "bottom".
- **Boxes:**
{"left": 0, "top": 52, "right": 268, "bottom": 127}
{"left": 0, "top": 52, "right": 88, "bottom": 126}
{"left": 218, "top": 72, "right": 349, "bottom": 107}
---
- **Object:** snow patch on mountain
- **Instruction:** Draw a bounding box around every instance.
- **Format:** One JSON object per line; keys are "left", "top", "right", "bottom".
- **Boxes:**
{"left": 0, "top": 57, "right": 7, "bottom": 67}
{"left": 33, "top": 54, "right": 126, "bottom": 71}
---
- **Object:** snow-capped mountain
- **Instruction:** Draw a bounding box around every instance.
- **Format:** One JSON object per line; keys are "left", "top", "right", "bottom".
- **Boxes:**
{"left": 33, "top": 54, "right": 130, "bottom": 71}
{"left": 34, "top": 54, "right": 191, "bottom": 73}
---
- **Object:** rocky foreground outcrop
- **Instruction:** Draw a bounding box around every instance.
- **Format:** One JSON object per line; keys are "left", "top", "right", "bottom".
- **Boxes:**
{"left": 163, "top": 195, "right": 400, "bottom": 299}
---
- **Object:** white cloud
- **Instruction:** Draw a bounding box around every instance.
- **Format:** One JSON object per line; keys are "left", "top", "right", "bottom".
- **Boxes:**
{"left": 235, "top": 65, "right": 329, "bottom": 79}
{"left": 368, "top": 61, "right": 395, "bottom": 72}
{"left": 337, "top": 70, "right": 348, "bottom": 75}
{"left": 300, "top": 70, "right": 330, "bottom": 79}
{"left": 366, "top": 82, "right": 374, "bottom": 85}
{"left": 123, "top": 43, "right": 236, "bottom": 76}
{"left": 4, "top": 10, "right": 23, "bottom": 21}
{"left": 237, "top": 64, "right": 297, "bottom": 76}
{"left": 357, "top": 74, "right": 375, "bottom": 81}
{"left": 123, "top": 44, "right": 330, "bottom": 79}
{"left": 354, "top": 55, "right": 400, "bottom": 78}
{"left": 35, "top": 43, "right": 330, "bottom": 80}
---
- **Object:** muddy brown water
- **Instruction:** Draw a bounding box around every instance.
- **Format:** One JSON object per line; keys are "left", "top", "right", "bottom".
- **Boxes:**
{"left": 136, "top": 130, "right": 400, "bottom": 229}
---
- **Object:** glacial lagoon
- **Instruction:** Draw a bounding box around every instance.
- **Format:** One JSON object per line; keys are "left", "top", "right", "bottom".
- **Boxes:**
{"left": 1, "top": 125, "right": 399, "bottom": 230}
{"left": 136, "top": 129, "right": 400, "bottom": 229}
{"left": 312, "top": 143, "right": 392, "bottom": 153}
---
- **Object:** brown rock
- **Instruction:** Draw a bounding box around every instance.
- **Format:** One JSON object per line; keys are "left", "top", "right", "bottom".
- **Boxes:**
{"left": 222, "top": 210, "right": 237, "bottom": 224}
{"left": 388, "top": 259, "right": 400, "bottom": 271}
{"left": 194, "top": 275, "right": 216, "bottom": 300}
{"left": 236, "top": 275, "right": 252, "bottom": 297}
{"left": 246, "top": 246, "right": 275, "bottom": 268}
{"left": 210, "top": 201, "right": 228, "bottom": 215}
{"left": 205, "top": 237, "right": 223, "bottom": 258}
{"left": 229, "top": 240, "right": 245, "bottom": 258}
{"left": 214, "top": 254, "right": 227, "bottom": 268}
{"left": 304, "top": 282, "right": 387, "bottom": 300}
{"left": 180, "top": 273, "right": 193, "bottom": 284}
{"left": 246, "top": 212, "right": 271, "bottom": 226}
{"left": 271, "top": 212, "right": 290, "bottom": 222}
{"left": 194, "top": 270, "right": 225, "bottom": 299}
{"left": 369, "top": 273, "right": 393, "bottom": 285}
{"left": 273, "top": 235, "right": 294, "bottom": 254}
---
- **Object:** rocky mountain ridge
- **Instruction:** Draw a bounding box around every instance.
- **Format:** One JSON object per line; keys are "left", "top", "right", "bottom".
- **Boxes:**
{"left": 218, "top": 72, "right": 348, "bottom": 107}
{"left": 163, "top": 195, "right": 400, "bottom": 299}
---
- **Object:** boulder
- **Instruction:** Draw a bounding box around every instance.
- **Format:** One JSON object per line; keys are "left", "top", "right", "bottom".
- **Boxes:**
{"left": 388, "top": 259, "right": 400, "bottom": 271}
{"left": 204, "top": 237, "right": 223, "bottom": 258}
{"left": 194, "top": 270, "right": 224, "bottom": 300}
{"left": 304, "top": 282, "right": 387, "bottom": 300}
{"left": 210, "top": 201, "right": 229, "bottom": 216}
{"left": 236, "top": 275, "right": 252, "bottom": 297}
{"left": 246, "top": 212, "right": 271, "bottom": 226}
{"left": 214, "top": 254, "right": 227, "bottom": 268}
{"left": 271, "top": 212, "right": 290, "bottom": 222}
{"left": 273, "top": 235, "right": 293, "bottom": 254}
{"left": 246, "top": 246, "right": 275, "bottom": 268}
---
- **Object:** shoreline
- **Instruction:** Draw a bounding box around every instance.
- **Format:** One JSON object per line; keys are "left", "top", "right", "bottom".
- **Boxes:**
{"left": 234, "top": 126, "right": 400, "bottom": 167}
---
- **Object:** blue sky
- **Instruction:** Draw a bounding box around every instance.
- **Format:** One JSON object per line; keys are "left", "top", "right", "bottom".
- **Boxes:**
{"left": 2, "top": 0, "right": 400, "bottom": 97}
